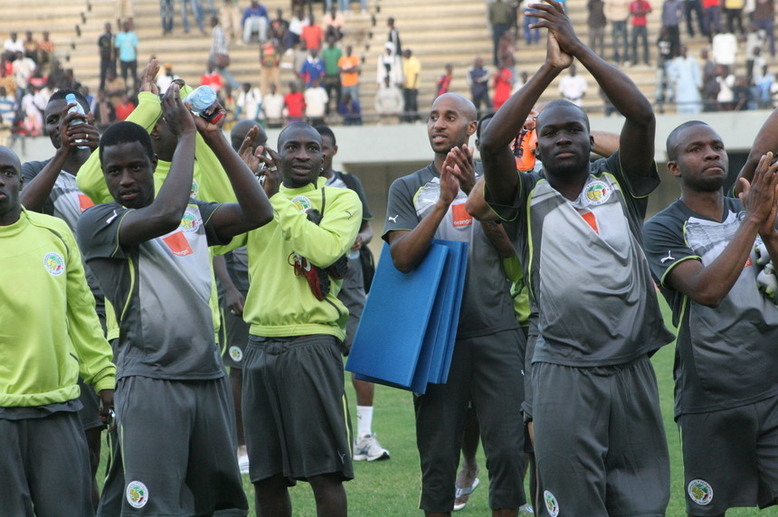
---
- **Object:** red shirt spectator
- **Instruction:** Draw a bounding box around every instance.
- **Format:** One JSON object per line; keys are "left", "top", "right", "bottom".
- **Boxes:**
{"left": 629, "top": 0, "right": 651, "bottom": 25}
{"left": 284, "top": 90, "right": 305, "bottom": 119}
{"left": 300, "top": 24, "right": 323, "bottom": 51}
{"left": 200, "top": 71, "right": 223, "bottom": 92}
{"left": 115, "top": 96, "right": 136, "bottom": 121}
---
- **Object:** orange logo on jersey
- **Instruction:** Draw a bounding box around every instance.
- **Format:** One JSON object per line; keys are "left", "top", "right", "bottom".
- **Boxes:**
{"left": 162, "top": 231, "right": 194, "bottom": 257}
{"left": 580, "top": 210, "right": 599, "bottom": 234}
{"left": 78, "top": 194, "right": 94, "bottom": 212}
{"left": 745, "top": 256, "right": 753, "bottom": 268}
{"left": 451, "top": 203, "right": 473, "bottom": 228}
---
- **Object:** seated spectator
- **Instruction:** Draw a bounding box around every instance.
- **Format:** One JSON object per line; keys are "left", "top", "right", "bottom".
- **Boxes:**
{"left": 237, "top": 81, "right": 263, "bottom": 121}
{"left": 156, "top": 63, "right": 180, "bottom": 92}
{"left": 201, "top": 62, "right": 224, "bottom": 92}
{"left": 270, "top": 9, "right": 291, "bottom": 49}
{"left": 220, "top": 0, "right": 244, "bottom": 42}
{"left": 3, "top": 32, "right": 24, "bottom": 59}
{"left": 284, "top": 80, "right": 305, "bottom": 123}
{"left": 221, "top": 83, "right": 239, "bottom": 129}
{"left": 288, "top": 7, "right": 309, "bottom": 48}
{"left": 338, "top": 92, "right": 361, "bottom": 125}
{"left": 712, "top": 30, "right": 737, "bottom": 66}
{"left": 263, "top": 82, "right": 284, "bottom": 127}
{"left": 0, "top": 85, "right": 16, "bottom": 146}
{"left": 92, "top": 89, "right": 116, "bottom": 130}
{"left": 38, "top": 31, "right": 54, "bottom": 72}
{"left": 492, "top": 54, "right": 514, "bottom": 109}
{"left": 114, "top": 93, "right": 135, "bottom": 121}
{"left": 23, "top": 31, "right": 38, "bottom": 64}
{"left": 301, "top": 13, "right": 323, "bottom": 51}
{"left": 12, "top": 51, "right": 37, "bottom": 97}
{"left": 242, "top": 0, "right": 270, "bottom": 43}
{"left": 323, "top": 6, "right": 345, "bottom": 41}
{"left": 304, "top": 77, "right": 328, "bottom": 125}
{"left": 374, "top": 75, "right": 403, "bottom": 123}
{"left": 733, "top": 75, "right": 752, "bottom": 109}
{"left": 103, "top": 68, "right": 126, "bottom": 107}
{"left": 20, "top": 85, "right": 43, "bottom": 136}
{"left": 436, "top": 63, "right": 453, "bottom": 97}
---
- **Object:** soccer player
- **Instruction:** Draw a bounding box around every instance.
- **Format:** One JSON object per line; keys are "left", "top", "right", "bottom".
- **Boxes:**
{"left": 232, "top": 121, "right": 361, "bottom": 517}
{"left": 315, "top": 125, "right": 391, "bottom": 462}
{"left": 644, "top": 119, "right": 778, "bottom": 516}
{"left": 474, "top": 1, "right": 674, "bottom": 514}
{"left": 76, "top": 84, "right": 272, "bottom": 515}
{"left": 19, "top": 89, "right": 106, "bottom": 508}
{"left": 0, "top": 144, "right": 116, "bottom": 516}
{"left": 384, "top": 92, "right": 527, "bottom": 516}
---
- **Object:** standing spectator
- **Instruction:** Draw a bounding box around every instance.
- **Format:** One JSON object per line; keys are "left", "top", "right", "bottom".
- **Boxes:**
{"left": 22, "top": 31, "right": 38, "bottom": 64}
{"left": 104, "top": 69, "right": 127, "bottom": 107}
{"left": 12, "top": 51, "right": 36, "bottom": 102}
{"left": 98, "top": 22, "right": 115, "bottom": 92}
{"left": 115, "top": 0, "right": 135, "bottom": 26}
{"left": 588, "top": 0, "right": 607, "bottom": 56}
{"left": 242, "top": 0, "right": 269, "bottom": 43}
{"left": 716, "top": 64, "right": 736, "bottom": 110}
{"left": 237, "top": 81, "right": 262, "bottom": 120}
{"left": 301, "top": 13, "right": 324, "bottom": 51}
{"left": 339, "top": 44, "right": 361, "bottom": 100}
{"left": 260, "top": 39, "right": 281, "bottom": 94}
{"left": 263, "top": 82, "right": 284, "bottom": 127}
{"left": 756, "top": 64, "right": 775, "bottom": 107}
{"left": 605, "top": 0, "right": 631, "bottom": 64}
{"left": 498, "top": 30, "right": 517, "bottom": 65}
{"left": 161, "top": 0, "right": 175, "bottom": 35}
{"left": 723, "top": 0, "right": 745, "bottom": 35}
{"left": 668, "top": 45, "right": 703, "bottom": 112}
{"left": 374, "top": 75, "right": 404, "bottom": 122}
{"left": 700, "top": 48, "right": 719, "bottom": 110}
{"left": 156, "top": 62, "right": 180, "bottom": 92}
{"left": 558, "top": 63, "right": 588, "bottom": 105}
{"left": 436, "top": 63, "right": 454, "bottom": 97}
{"left": 321, "top": 37, "right": 342, "bottom": 114}
{"left": 746, "top": 24, "right": 766, "bottom": 80}
{"left": 387, "top": 17, "right": 402, "bottom": 56}
{"left": 661, "top": 0, "right": 683, "bottom": 58}
{"left": 3, "top": 32, "right": 24, "bottom": 57}
{"left": 38, "top": 31, "right": 54, "bottom": 73}
{"left": 220, "top": 0, "right": 243, "bottom": 42}
{"left": 712, "top": 30, "right": 738, "bottom": 66}
{"left": 323, "top": 6, "right": 345, "bottom": 41}
{"left": 753, "top": 0, "right": 775, "bottom": 57}
{"left": 338, "top": 92, "right": 362, "bottom": 125}
{"left": 92, "top": 89, "right": 115, "bottom": 130}
{"left": 20, "top": 86, "right": 43, "bottom": 136}
{"left": 492, "top": 54, "right": 514, "bottom": 109}
{"left": 401, "top": 49, "right": 421, "bottom": 122}
{"left": 0, "top": 86, "right": 16, "bottom": 145}
{"left": 288, "top": 7, "right": 309, "bottom": 49}
{"left": 300, "top": 48, "right": 326, "bottom": 87}
{"left": 376, "top": 42, "right": 402, "bottom": 86}
{"left": 200, "top": 62, "right": 224, "bottom": 92}
{"left": 114, "top": 93, "right": 135, "bottom": 121}
{"left": 114, "top": 21, "right": 138, "bottom": 93}
{"left": 702, "top": 0, "right": 721, "bottom": 39}
{"left": 181, "top": 0, "right": 206, "bottom": 34}
{"left": 656, "top": 27, "right": 674, "bottom": 109}
{"left": 489, "top": 0, "right": 514, "bottom": 66}
{"left": 304, "top": 77, "right": 328, "bottom": 125}
{"left": 751, "top": 46, "right": 767, "bottom": 83}
{"left": 683, "top": 0, "right": 704, "bottom": 36}
{"left": 467, "top": 56, "right": 492, "bottom": 115}
{"left": 284, "top": 81, "right": 305, "bottom": 123}
{"left": 210, "top": 16, "right": 239, "bottom": 90}
{"left": 630, "top": 0, "right": 652, "bottom": 65}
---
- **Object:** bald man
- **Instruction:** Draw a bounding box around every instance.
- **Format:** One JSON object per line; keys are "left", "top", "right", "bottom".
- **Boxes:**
{"left": 383, "top": 93, "right": 527, "bottom": 516}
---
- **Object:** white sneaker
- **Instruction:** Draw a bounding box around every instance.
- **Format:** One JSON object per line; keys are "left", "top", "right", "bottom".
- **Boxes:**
{"left": 353, "top": 434, "right": 390, "bottom": 461}
{"left": 237, "top": 445, "right": 249, "bottom": 474}
{"left": 519, "top": 503, "right": 534, "bottom": 515}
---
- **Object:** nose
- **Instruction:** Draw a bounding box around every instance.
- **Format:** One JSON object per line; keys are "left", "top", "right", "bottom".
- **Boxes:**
{"left": 703, "top": 146, "right": 720, "bottom": 160}
{"left": 118, "top": 170, "right": 134, "bottom": 186}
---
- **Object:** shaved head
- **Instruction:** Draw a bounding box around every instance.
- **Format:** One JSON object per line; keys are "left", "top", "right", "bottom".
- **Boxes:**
{"left": 666, "top": 120, "right": 711, "bottom": 161}
{"left": 230, "top": 119, "right": 267, "bottom": 151}
{"left": 432, "top": 93, "right": 477, "bottom": 122}
{"left": 0, "top": 145, "right": 21, "bottom": 174}
{"left": 536, "top": 99, "right": 590, "bottom": 133}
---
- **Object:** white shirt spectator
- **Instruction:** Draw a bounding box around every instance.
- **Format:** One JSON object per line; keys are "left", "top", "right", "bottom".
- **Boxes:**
{"left": 304, "top": 86, "right": 328, "bottom": 118}
{"left": 12, "top": 56, "right": 36, "bottom": 90}
{"left": 237, "top": 87, "right": 263, "bottom": 121}
{"left": 263, "top": 91, "right": 284, "bottom": 121}
{"left": 712, "top": 32, "right": 738, "bottom": 66}
{"left": 3, "top": 38, "right": 24, "bottom": 54}
{"left": 559, "top": 74, "right": 588, "bottom": 105}
{"left": 374, "top": 82, "right": 404, "bottom": 114}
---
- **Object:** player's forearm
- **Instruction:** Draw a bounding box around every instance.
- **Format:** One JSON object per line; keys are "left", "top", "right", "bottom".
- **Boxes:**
{"left": 20, "top": 149, "right": 68, "bottom": 211}
{"left": 736, "top": 110, "right": 778, "bottom": 194}
{"left": 388, "top": 201, "right": 449, "bottom": 273}
{"left": 466, "top": 178, "right": 500, "bottom": 221}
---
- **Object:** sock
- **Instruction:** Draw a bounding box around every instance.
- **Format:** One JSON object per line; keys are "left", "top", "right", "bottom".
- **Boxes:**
{"left": 356, "top": 405, "right": 373, "bottom": 438}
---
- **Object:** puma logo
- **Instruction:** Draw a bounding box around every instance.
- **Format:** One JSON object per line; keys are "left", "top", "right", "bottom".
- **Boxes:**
{"left": 660, "top": 250, "right": 675, "bottom": 264}
{"left": 388, "top": 215, "right": 399, "bottom": 223}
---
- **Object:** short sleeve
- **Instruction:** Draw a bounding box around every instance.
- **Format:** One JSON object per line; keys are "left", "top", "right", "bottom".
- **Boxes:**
{"left": 76, "top": 203, "right": 131, "bottom": 261}
{"left": 191, "top": 198, "right": 229, "bottom": 248}
{"left": 484, "top": 172, "right": 535, "bottom": 222}
{"left": 643, "top": 209, "right": 700, "bottom": 289}
{"left": 596, "top": 151, "right": 661, "bottom": 199}
{"left": 382, "top": 175, "right": 421, "bottom": 238}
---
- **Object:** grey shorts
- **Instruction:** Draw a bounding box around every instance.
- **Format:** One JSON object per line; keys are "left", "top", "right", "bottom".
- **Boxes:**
{"left": 222, "top": 304, "right": 250, "bottom": 369}
{"left": 116, "top": 375, "right": 248, "bottom": 516}
{"left": 532, "top": 356, "right": 670, "bottom": 517}
{"left": 679, "top": 394, "right": 778, "bottom": 515}
{"left": 521, "top": 328, "right": 537, "bottom": 422}
{"left": 243, "top": 334, "right": 354, "bottom": 484}
{"left": 337, "top": 256, "right": 366, "bottom": 353}
{"left": 0, "top": 411, "right": 92, "bottom": 517}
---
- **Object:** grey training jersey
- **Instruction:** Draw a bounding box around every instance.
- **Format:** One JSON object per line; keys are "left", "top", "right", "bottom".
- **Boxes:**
{"left": 644, "top": 198, "right": 778, "bottom": 417}
{"left": 77, "top": 200, "right": 227, "bottom": 381}
{"left": 383, "top": 163, "right": 518, "bottom": 338}
{"left": 489, "top": 152, "right": 674, "bottom": 366}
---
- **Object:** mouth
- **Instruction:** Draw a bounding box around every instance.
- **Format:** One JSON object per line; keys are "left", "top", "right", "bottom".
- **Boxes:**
{"left": 118, "top": 190, "right": 140, "bottom": 203}
{"left": 431, "top": 134, "right": 448, "bottom": 144}
{"left": 555, "top": 151, "right": 576, "bottom": 159}
{"left": 703, "top": 164, "right": 726, "bottom": 173}
{"left": 0, "top": 192, "right": 7, "bottom": 201}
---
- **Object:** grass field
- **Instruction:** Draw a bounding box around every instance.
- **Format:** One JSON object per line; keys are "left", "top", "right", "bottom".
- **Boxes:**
{"left": 100, "top": 296, "right": 778, "bottom": 515}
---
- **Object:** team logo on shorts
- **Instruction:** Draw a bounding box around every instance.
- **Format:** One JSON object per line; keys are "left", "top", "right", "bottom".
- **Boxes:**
{"left": 543, "top": 490, "right": 560, "bottom": 517}
{"left": 179, "top": 210, "right": 200, "bottom": 233}
{"left": 229, "top": 346, "right": 243, "bottom": 363}
{"left": 43, "top": 252, "right": 65, "bottom": 276}
{"left": 126, "top": 480, "right": 149, "bottom": 508}
{"left": 585, "top": 180, "right": 611, "bottom": 206}
{"left": 291, "top": 195, "right": 313, "bottom": 212}
{"left": 688, "top": 479, "right": 713, "bottom": 505}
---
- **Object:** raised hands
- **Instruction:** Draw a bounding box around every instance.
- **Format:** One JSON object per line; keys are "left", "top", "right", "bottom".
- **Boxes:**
{"left": 160, "top": 83, "right": 196, "bottom": 137}
{"left": 442, "top": 145, "right": 477, "bottom": 194}
{"left": 739, "top": 152, "right": 778, "bottom": 236}
{"left": 57, "top": 104, "right": 100, "bottom": 152}
{"left": 527, "top": 0, "right": 582, "bottom": 58}
{"left": 139, "top": 58, "right": 161, "bottom": 95}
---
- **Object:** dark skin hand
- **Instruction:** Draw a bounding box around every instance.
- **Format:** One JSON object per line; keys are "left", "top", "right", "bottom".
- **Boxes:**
{"left": 99, "top": 389, "right": 115, "bottom": 431}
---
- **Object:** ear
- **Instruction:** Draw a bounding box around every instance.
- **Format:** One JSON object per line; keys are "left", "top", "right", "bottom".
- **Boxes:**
{"left": 467, "top": 120, "right": 477, "bottom": 137}
{"left": 666, "top": 160, "right": 681, "bottom": 178}
{"left": 589, "top": 134, "right": 595, "bottom": 147}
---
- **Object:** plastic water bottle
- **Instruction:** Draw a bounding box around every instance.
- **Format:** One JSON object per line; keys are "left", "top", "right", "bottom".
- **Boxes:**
{"left": 65, "top": 93, "right": 89, "bottom": 150}
{"left": 184, "top": 85, "right": 223, "bottom": 123}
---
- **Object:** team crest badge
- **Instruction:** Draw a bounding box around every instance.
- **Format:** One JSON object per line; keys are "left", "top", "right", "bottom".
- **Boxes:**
{"left": 179, "top": 210, "right": 199, "bottom": 233}
{"left": 291, "top": 195, "right": 313, "bottom": 212}
{"left": 585, "top": 180, "right": 611, "bottom": 206}
{"left": 126, "top": 480, "right": 149, "bottom": 508}
{"left": 190, "top": 179, "right": 199, "bottom": 198}
{"left": 229, "top": 346, "right": 243, "bottom": 363}
{"left": 688, "top": 479, "right": 713, "bottom": 505}
{"left": 43, "top": 252, "right": 65, "bottom": 276}
{"left": 544, "top": 490, "right": 560, "bottom": 517}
